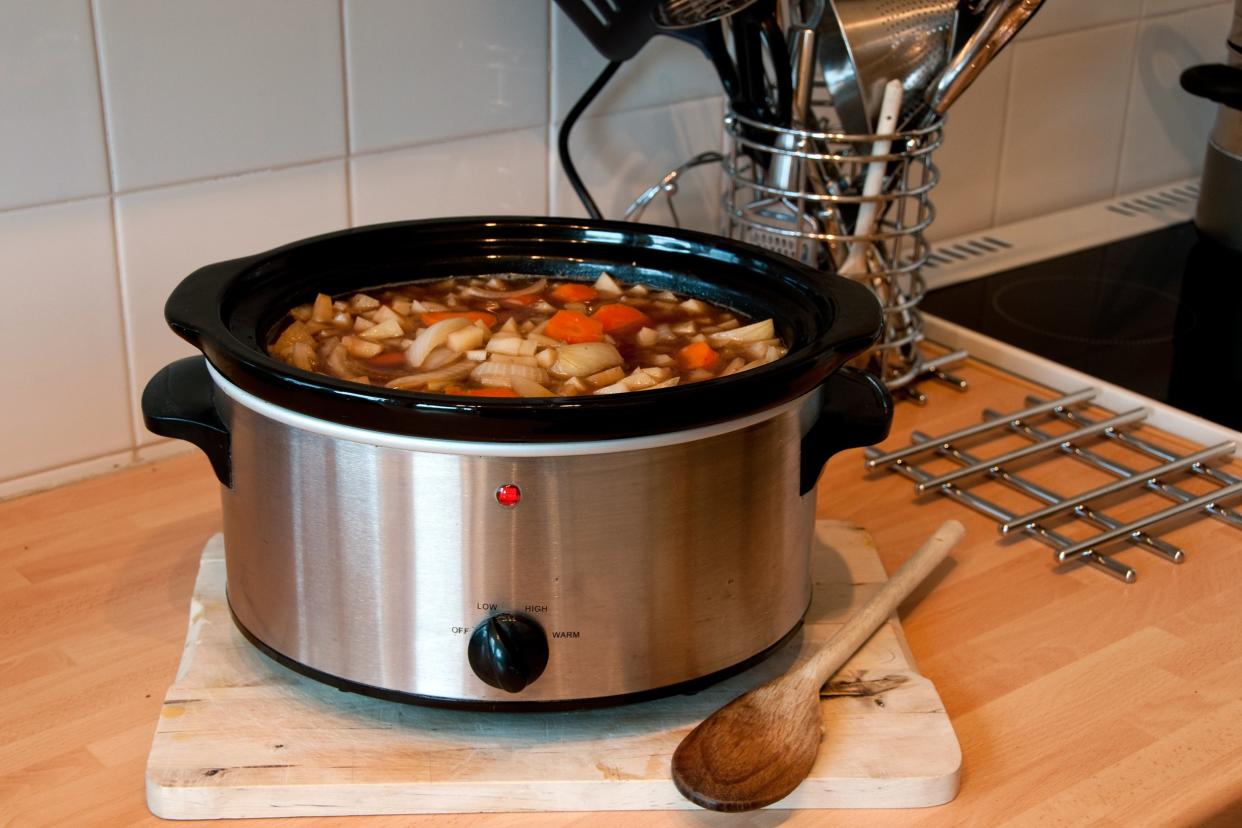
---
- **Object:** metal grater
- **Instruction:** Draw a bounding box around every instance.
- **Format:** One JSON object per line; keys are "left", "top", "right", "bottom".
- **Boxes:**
{"left": 865, "top": 387, "right": 1242, "bottom": 582}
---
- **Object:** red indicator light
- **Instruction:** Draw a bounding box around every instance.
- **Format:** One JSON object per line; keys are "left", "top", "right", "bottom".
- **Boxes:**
{"left": 495, "top": 484, "right": 521, "bottom": 508}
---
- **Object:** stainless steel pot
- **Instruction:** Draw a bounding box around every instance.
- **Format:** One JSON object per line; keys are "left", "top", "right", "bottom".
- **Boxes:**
{"left": 143, "top": 216, "right": 891, "bottom": 708}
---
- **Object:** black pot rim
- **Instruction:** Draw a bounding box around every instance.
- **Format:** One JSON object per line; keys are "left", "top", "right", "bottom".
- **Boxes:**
{"left": 165, "top": 215, "right": 882, "bottom": 442}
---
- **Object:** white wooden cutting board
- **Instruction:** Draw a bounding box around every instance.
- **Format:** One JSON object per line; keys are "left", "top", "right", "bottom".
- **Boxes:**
{"left": 145, "top": 520, "right": 961, "bottom": 819}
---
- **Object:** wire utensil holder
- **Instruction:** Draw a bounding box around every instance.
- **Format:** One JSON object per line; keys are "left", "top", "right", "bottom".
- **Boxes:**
{"left": 720, "top": 104, "right": 965, "bottom": 398}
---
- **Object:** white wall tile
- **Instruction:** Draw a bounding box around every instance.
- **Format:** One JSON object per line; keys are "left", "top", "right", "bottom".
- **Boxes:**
{"left": 345, "top": 0, "right": 548, "bottom": 154}
{"left": 1018, "top": 0, "right": 1140, "bottom": 41}
{"left": 0, "top": 199, "right": 131, "bottom": 480}
{"left": 95, "top": 0, "right": 345, "bottom": 191}
{"left": 995, "top": 23, "right": 1138, "bottom": 224}
{"left": 551, "top": 96, "right": 724, "bottom": 231}
{"left": 1117, "top": 3, "right": 1234, "bottom": 192}
{"left": 927, "top": 51, "right": 1014, "bottom": 241}
{"left": 351, "top": 127, "right": 548, "bottom": 224}
{"left": 552, "top": 6, "right": 725, "bottom": 122}
{"left": 116, "top": 162, "right": 349, "bottom": 443}
{"left": 0, "top": 0, "right": 109, "bottom": 210}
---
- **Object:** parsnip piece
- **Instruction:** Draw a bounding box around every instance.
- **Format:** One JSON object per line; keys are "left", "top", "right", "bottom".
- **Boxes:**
{"left": 465, "top": 349, "right": 488, "bottom": 361}
{"left": 359, "top": 318, "right": 404, "bottom": 341}
{"left": 312, "top": 293, "right": 334, "bottom": 322}
{"left": 592, "top": 272, "right": 622, "bottom": 295}
{"left": 535, "top": 347, "right": 557, "bottom": 369}
{"left": 348, "top": 293, "right": 380, "bottom": 313}
{"left": 586, "top": 366, "right": 625, "bottom": 388}
{"left": 342, "top": 335, "right": 383, "bottom": 358}
{"left": 635, "top": 326, "right": 658, "bottom": 347}
{"left": 485, "top": 335, "right": 523, "bottom": 355}
{"left": 447, "top": 324, "right": 485, "bottom": 353}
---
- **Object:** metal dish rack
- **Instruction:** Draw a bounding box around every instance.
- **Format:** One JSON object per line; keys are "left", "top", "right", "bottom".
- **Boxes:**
{"left": 866, "top": 387, "right": 1242, "bottom": 582}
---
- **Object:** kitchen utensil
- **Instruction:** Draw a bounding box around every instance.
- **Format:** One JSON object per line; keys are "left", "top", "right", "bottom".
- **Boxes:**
{"left": 671, "top": 519, "right": 965, "bottom": 811}
{"left": 817, "top": 0, "right": 957, "bottom": 134}
{"left": 839, "top": 78, "right": 903, "bottom": 275}
{"left": 1181, "top": 1, "right": 1242, "bottom": 253}
{"left": 555, "top": 0, "right": 757, "bottom": 60}
{"left": 916, "top": 0, "right": 1045, "bottom": 127}
{"left": 142, "top": 216, "right": 892, "bottom": 707}
{"left": 731, "top": 0, "right": 793, "bottom": 129}
{"left": 769, "top": 0, "right": 824, "bottom": 191}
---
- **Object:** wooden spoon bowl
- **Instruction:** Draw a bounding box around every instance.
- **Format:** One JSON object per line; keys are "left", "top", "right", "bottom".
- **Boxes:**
{"left": 672, "top": 520, "right": 965, "bottom": 811}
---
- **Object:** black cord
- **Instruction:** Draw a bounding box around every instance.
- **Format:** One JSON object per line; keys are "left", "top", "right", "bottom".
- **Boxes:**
{"left": 558, "top": 60, "right": 622, "bottom": 220}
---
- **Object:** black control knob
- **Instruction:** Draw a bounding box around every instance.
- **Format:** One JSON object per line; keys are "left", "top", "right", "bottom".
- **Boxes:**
{"left": 467, "top": 612, "right": 549, "bottom": 693}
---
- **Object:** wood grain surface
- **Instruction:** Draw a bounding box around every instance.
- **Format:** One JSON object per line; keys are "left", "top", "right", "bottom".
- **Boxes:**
{"left": 146, "top": 522, "right": 958, "bottom": 818}
{"left": 3, "top": 356, "right": 1242, "bottom": 826}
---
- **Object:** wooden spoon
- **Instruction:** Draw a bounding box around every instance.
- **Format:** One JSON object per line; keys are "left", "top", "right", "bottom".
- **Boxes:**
{"left": 671, "top": 519, "right": 965, "bottom": 811}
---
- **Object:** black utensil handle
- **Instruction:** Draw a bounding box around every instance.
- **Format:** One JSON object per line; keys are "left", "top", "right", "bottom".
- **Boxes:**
{"left": 142, "top": 357, "right": 232, "bottom": 487}
{"left": 1180, "top": 63, "right": 1242, "bottom": 111}
{"left": 800, "top": 367, "right": 893, "bottom": 495}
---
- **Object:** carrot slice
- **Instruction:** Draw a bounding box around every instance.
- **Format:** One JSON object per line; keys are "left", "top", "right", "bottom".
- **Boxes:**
{"left": 366, "top": 351, "right": 409, "bottom": 369}
{"left": 676, "top": 341, "right": 720, "bottom": 371}
{"left": 591, "top": 303, "right": 651, "bottom": 335}
{"left": 549, "top": 283, "right": 598, "bottom": 304}
{"left": 421, "top": 310, "right": 498, "bottom": 327}
{"left": 544, "top": 310, "right": 605, "bottom": 343}
{"left": 447, "top": 386, "right": 520, "bottom": 397}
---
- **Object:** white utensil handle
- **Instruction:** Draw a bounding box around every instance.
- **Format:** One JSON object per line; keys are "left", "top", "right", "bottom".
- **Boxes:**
{"left": 839, "top": 80, "right": 903, "bottom": 276}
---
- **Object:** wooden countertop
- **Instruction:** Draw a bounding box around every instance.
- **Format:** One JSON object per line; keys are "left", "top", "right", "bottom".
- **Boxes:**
{"left": 4, "top": 358, "right": 1242, "bottom": 826}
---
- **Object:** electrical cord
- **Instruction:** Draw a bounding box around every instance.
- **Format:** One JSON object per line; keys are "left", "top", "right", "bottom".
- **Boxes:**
{"left": 558, "top": 60, "right": 622, "bottom": 220}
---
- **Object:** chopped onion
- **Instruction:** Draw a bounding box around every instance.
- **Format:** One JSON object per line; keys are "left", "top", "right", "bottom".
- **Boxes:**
{"left": 707, "top": 318, "right": 774, "bottom": 345}
{"left": 470, "top": 361, "right": 548, "bottom": 385}
{"left": 406, "top": 317, "right": 471, "bottom": 367}
{"left": 467, "top": 277, "right": 546, "bottom": 300}
{"left": 385, "top": 361, "right": 473, "bottom": 390}
{"left": 551, "top": 342, "right": 623, "bottom": 378}
{"left": 510, "top": 377, "right": 554, "bottom": 397}
{"left": 421, "top": 346, "right": 459, "bottom": 370}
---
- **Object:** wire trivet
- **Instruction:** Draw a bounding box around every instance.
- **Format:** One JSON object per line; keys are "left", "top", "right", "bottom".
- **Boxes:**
{"left": 865, "top": 388, "right": 1242, "bottom": 582}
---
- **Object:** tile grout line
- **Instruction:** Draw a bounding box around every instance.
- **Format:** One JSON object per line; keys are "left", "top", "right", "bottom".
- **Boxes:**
{"left": 990, "top": 42, "right": 1020, "bottom": 228}
{"left": 338, "top": 0, "right": 355, "bottom": 227}
{"left": 1110, "top": 21, "right": 1144, "bottom": 198}
{"left": 88, "top": 0, "right": 140, "bottom": 459}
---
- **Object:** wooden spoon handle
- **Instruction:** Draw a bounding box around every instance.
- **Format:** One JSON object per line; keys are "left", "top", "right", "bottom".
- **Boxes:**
{"left": 801, "top": 520, "right": 965, "bottom": 687}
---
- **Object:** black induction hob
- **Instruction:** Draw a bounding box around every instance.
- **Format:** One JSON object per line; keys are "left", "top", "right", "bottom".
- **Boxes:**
{"left": 921, "top": 221, "right": 1242, "bottom": 432}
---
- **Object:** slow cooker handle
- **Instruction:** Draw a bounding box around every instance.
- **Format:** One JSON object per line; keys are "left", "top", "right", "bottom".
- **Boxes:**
{"left": 800, "top": 367, "right": 893, "bottom": 495}
{"left": 142, "top": 357, "right": 232, "bottom": 487}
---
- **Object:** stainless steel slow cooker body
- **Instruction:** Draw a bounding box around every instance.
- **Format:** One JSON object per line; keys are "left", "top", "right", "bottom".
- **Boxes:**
{"left": 143, "top": 216, "right": 891, "bottom": 708}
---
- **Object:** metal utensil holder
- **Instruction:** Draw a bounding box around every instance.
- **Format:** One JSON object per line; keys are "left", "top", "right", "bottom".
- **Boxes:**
{"left": 721, "top": 105, "right": 966, "bottom": 397}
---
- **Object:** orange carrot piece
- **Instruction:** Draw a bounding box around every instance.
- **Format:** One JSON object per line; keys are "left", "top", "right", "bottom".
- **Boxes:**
{"left": 549, "top": 283, "right": 598, "bottom": 304}
{"left": 366, "top": 351, "right": 408, "bottom": 369}
{"left": 544, "top": 310, "right": 605, "bottom": 343}
{"left": 676, "top": 341, "right": 720, "bottom": 371}
{"left": 591, "top": 303, "right": 651, "bottom": 334}
{"left": 421, "top": 310, "right": 498, "bottom": 327}
{"left": 447, "top": 386, "right": 520, "bottom": 397}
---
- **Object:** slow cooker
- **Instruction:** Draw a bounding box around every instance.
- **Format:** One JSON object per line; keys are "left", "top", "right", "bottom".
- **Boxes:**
{"left": 142, "top": 216, "right": 892, "bottom": 709}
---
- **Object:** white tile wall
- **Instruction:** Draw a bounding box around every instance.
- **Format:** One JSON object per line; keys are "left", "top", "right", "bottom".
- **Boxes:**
{"left": 0, "top": 0, "right": 1233, "bottom": 495}
{"left": 94, "top": 0, "right": 346, "bottom": 190}
{"left": 0, "top": 0, "right": 110, "bottom": 210}
{"left": 0, "top": 199, "right": 131, "bottom": 479}
{"left": 116, "top": 161, "right": 349, "bottom": 444}
{"left": 345, "top": 0, "right": 549, "bottom": 153}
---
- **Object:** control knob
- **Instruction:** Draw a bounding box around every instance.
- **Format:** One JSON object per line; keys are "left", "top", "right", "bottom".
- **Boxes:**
{"left": 467, "top": 612, "right": 549, "bottom": 693}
